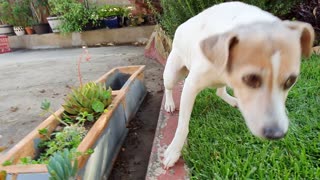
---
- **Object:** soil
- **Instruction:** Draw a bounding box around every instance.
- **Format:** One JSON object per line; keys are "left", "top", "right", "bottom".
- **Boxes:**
{"left": 108, "top": 90, "right": 163, "bottom": 180}
{"left": 0, "top": 46, "right": 164, "bottom": 178}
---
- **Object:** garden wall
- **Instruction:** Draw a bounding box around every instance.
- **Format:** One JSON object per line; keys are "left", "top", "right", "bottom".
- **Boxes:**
{"left": 8, "top": 26, "right": 155, "bottom": 49}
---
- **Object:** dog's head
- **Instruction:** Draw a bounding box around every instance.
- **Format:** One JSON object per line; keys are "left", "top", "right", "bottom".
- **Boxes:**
{"left": 201, "top": 21, "right": 314, "bottom": 139}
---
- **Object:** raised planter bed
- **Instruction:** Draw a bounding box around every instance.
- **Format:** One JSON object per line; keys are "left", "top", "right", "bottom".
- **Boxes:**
{"left": 0, "top": 65, "right": 147, "bottom": 179}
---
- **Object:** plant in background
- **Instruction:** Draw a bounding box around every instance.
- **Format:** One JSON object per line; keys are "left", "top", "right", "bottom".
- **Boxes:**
{"left": 30, "top": 0, "right": 50, "bottom": 24}
{"left": 11, "top": 0, "right": 34, "bottom": 27}
{"left": 97, "top": 5, "right": 125, "bottom": 19}
{"left": 48, "top": 0, "right": 91, "bottom": 33}
{"left": 159, "top": 0, "right": 301, "bottom": 38}
{"left": 0, "top": 0, "right": 14, "bottom": 25}
{"left": 291, "top": 0, "right": 320, "bottom": 45}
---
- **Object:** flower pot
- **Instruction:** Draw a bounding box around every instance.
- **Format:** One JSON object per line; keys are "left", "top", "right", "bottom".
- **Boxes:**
{"left": 102, "top": 16, "right": 120, "bottom": 29}
{"left": 13, "top": 26, "right": 25, "bottom": 36}
{"left": 25, "top": 27, "right": 34, "bottom": 35}
{"left": 33, "top": 23, "right": 50, "bottom": 34}
{"left": 0, "top": 66, "right": 147, "bottom": 179}
{"left": 0, "top": 24, "right": 14, "bottom": 36}
{"left": 47, "top": 16, "right": 62, "bottom": 33}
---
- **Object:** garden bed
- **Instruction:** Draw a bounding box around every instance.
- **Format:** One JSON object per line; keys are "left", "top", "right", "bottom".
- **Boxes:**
{"left": 0, "top": 65, "right": 147, "bottom": 179}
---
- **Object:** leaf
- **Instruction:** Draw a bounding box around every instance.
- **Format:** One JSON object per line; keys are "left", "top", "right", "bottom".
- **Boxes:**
{"left": 92, "top": 100, "right": 104, "bottom": 113}
{"left": 2, "top": 160, "right": 13, "bottom": 166}
{"left": 41, "top": 99, "right": 51, "bottom": 110}
{"left": 87, "top": 114, "right": 94, "bottom": 121}
{"left": 38, "top": 128, "right": 48, "bottom": 136}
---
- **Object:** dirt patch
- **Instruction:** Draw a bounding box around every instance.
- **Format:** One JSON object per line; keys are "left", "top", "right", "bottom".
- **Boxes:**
{"left": 108, "top": 91, "right": 163, "bottom": 180}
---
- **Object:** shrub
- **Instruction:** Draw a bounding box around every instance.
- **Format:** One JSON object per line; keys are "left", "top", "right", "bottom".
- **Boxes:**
{"left": 291, "top": 0, "right": 320, "bottom": 45}
{"left": 160, "top": 0, "right": 301, "bottom": 38}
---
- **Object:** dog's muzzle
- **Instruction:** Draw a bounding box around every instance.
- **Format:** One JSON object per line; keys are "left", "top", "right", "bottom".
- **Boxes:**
{"left": 263, "top": 127, "right": 286, "bottom": 140}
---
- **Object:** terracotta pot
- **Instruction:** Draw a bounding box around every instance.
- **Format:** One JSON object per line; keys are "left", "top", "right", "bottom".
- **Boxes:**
{"left": 25, "top": 27, "right": 34, "bottom": 35}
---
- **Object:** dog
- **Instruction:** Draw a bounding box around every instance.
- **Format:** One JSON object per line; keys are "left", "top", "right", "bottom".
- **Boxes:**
{"left": 162, "top": 1, "right": 314, "bottom": 169}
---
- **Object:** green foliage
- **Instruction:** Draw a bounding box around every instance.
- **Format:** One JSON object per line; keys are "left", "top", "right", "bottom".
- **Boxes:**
{"left": 183, "top": 54, "right": 320, "bottom": 178}
{"left": 160, "top": 0, "right": 301, "bottom": 38}
{"left": 38, "top": 124, "right": 87, "bottom": 162}
{"left": 48, "top": 0, "right": 93, "bottom": 33}
{"left": 0, "top": 0, "right": 29, "bottom": 26}
{"left": 0, "top": 0, "right": 14, "bottom": 24}
{"left": 1, "top": 160, "right": 13, "bottom": 166}
{"left": 97, "top": 5, "right": 128, "bottom": 19}
{"left": 47, "top": 149, "right": 78, "bottom": 180}
{"left": 62, "top": 82, "right": 112, "bottom": 117}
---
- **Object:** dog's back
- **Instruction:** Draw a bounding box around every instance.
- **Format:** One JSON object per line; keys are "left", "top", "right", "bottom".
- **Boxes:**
{"left": 173, "top": 2, "right": 280, "bottom": 67}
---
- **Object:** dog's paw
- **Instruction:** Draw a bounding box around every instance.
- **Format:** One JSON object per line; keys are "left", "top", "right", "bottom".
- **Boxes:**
{"left": 165, "top": 100, "right": 176, "bottom": 113}
{"left": 163, "top": 145, "right": 181, "bottom": 169}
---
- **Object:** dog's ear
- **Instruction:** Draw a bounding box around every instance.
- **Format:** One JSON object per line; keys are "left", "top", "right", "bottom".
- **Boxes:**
{"left": 283, "top": 21, "right": 315, "bottom": 58}
{"left": 200, "top": 33, "right": 239, "bottom": 73}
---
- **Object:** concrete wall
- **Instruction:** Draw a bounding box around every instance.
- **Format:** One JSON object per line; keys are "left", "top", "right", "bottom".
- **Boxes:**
{"left": 8, "top": 26, "right": 155, "bottom": 49}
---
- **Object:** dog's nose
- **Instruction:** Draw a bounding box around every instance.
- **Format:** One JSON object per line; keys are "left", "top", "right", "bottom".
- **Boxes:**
{"left": 263, "top": 127, "right": 285, "bottom": 140}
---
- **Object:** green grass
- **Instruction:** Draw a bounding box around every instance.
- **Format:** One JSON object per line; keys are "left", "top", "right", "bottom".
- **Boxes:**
{"left": 183, "top": 54, "right": 320, "bottom": 179}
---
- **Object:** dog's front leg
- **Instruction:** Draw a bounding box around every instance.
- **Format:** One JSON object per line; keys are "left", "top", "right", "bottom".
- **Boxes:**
{"left": 163, "top": 77, "right": 201, "bottom": 169}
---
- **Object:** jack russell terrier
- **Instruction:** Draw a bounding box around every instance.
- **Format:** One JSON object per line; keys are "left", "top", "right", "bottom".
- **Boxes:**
{"left": 162, "top": 1, "right": 314, "bottom": 169}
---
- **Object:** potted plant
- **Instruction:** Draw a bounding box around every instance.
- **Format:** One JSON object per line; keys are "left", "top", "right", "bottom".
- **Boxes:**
{"left": 30, "top": 0, "right": 51, "bottom": 34}
{"left": 0, "top": 0, "right": 14, "bottom": 36}
{"left": 0, "top": 66, "right": 147, "bottom": 179}
{"left": 11, "top": 0, "right": 35, "bottom": 36}
{"left": 48, "top": 0, "right": 92, "bottom": 33}
{"left": 98, "top": 5, "right": 127, "bottom": 29}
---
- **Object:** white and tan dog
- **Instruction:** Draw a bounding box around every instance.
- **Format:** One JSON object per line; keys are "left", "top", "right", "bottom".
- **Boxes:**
{"left": 162, "top": 2, "right": 314, "bottom": 168}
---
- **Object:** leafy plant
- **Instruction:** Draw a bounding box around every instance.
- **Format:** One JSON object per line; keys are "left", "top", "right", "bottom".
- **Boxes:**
{"left": 1, "top": 160, "right": 13, "bottom": 166}
{"left": 38, "top": 124, "right": 87, "bottom": 162}
{"left": 0, "top": 0, "right": 14, "bottom": 25}
{"left": 97, "top": 5, "right": 126, "bottom": 19}
{"left": 30, "top": 0, "right": 50, "bottom": 24}
{"left": 62, "top": 82, "right": 112, "bottom": 117}
{"left": 291, "top": 0, "right": 320, "bottom": 45}
{"left": 48, "top": 0, "right": 93, "bottom": 33}
{"left": 11, "top": 0, "right": 34, "bottom": 27}
{"left": 159, "top": 0, "right": 301, "bottom": 38}
{"left": 41, "top": 99, "right": 69, "bottom": 127}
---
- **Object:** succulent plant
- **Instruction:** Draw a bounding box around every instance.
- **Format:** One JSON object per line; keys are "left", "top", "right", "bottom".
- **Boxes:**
{"left": 62, "top": 82, "right": 112, "bottom": 116}
{"left": 47, "top": 148, "right": 78, "bottom": 180}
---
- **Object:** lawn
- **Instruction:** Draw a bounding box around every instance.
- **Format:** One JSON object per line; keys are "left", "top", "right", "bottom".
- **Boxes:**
{"left": 183, "top": 54, "right": 320, "bottom": 179}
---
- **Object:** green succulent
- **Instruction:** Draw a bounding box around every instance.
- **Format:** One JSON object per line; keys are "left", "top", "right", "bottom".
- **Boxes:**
{"left": 47, "top": 149, "right": 78, "bottom": 180}
{"left": 62, "top": 82, "right": 112, "bottom": 116}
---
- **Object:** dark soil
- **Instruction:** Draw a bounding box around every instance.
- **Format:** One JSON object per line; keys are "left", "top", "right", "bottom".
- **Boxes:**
{"left": 108, "top": 79, "right": 164, "bottom": 179}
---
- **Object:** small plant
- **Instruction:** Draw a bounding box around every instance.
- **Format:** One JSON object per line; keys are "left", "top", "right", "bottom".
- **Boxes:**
{"left": 62, "top": 82, "right": 112, "bottom": 116}
{"left": 37, "top": 124, "right": 87, "bottom": 162}
{"left": 1, "top": 160, "right": 13, "bottom": 166}
{"left": 41, "top": 99, "right": 69, "bottom": 126}
{"left": 47, "top": 149, "right": 78, "bottom": 180}
{"left": 97, "top": 5, "right": 126, "bottom": 19}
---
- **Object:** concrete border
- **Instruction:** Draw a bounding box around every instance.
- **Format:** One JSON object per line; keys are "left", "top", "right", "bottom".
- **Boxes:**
{"left": 146, "top": 83, "right": 189, "bottom": 180}
{"left": 145, "top": 43, "right": 189, "bottom": 179}
{"left": 8, "top": 26, "right": 155, "bottom": 49}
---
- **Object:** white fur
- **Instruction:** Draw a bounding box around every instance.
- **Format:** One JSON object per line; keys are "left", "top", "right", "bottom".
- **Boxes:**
{"left": 163, "top": 2, "right": 294, "bottom": 169}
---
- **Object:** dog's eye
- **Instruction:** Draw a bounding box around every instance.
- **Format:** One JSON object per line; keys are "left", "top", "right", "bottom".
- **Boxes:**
{"left": 283, "top": 75, "right": 297, "bottom": 90}
{"left": 242, "top": 74, "right": 262, "bottom": 89}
